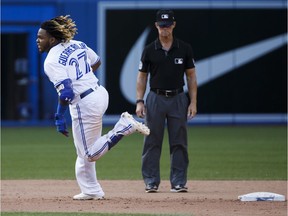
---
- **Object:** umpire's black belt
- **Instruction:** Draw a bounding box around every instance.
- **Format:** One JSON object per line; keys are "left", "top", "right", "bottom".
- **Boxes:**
{"left": 80, "top": 84, "right": 99, "bottom": 99}
{"left": 151, "top": 88, "right": 183, "bottom": 97}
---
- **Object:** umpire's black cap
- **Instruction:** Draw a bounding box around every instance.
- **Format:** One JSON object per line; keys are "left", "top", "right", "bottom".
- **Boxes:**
{"left": 156, "top": 9, "right": 175, "bottom": 27}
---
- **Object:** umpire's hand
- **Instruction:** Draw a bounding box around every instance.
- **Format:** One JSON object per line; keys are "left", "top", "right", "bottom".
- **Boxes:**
{"left": 136, "top": 102, "right": 146, "bottom": 118}
{"left": 187, "top": 102, "right": 197, "bottom": 119}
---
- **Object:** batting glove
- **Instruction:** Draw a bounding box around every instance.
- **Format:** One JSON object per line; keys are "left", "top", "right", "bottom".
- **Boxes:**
{"left": 55, "top": 113, "right": 69, "bottom": 137}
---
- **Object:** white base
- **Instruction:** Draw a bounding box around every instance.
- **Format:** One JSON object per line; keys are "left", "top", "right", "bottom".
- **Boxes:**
{"left": 238, "top": 192, "right": 286, "bottom": 201}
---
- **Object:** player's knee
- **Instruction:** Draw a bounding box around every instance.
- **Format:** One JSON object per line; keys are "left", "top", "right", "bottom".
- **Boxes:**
{"left": 87, "top": 156, "right": 96, "bottom": 162}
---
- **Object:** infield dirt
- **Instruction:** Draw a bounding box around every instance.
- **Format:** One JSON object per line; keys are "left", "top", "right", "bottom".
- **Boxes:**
{"left": 1, "top": 180, "right": 287, "bottom": 216}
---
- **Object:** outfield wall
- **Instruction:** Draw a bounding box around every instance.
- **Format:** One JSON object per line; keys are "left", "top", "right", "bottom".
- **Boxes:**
{"left": 1, "top": 0, "right": 287, "bottom": 125}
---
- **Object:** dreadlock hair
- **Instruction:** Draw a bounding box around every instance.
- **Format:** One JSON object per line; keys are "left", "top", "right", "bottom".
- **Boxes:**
{"left": 40, "top": 15, "right": 78, "bottom": 42}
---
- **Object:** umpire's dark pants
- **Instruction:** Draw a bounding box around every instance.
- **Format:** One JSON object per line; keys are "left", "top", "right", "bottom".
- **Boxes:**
{"left": 142, "top": 91, "right": 189, "bottom": 188}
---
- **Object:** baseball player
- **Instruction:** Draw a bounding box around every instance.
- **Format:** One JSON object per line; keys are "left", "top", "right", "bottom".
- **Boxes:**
{"left": 36, "top": 15, "right": 150, "bottom": 200}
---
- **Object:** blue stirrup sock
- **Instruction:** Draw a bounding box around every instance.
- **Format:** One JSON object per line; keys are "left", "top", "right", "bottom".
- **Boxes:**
{"left": 108, "top": 133, "right": 124, "bottom": 150}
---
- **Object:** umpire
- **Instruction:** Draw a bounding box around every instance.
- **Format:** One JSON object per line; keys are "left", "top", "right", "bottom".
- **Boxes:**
{"left": 136, "top": 9, "right": 197, "bottom": 193}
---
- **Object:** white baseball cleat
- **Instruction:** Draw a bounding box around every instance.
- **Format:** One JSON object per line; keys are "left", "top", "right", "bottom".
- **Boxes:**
{"left": 121, "top": 112, "right": 150, "bottom": 136}
{"left": 73, "top": 193, "right": 105, "bottom": 200}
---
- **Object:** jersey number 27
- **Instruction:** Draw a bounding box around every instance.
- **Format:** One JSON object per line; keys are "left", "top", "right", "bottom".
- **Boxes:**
{"left": 69, "top": 51, "right": 90, "bottom": 80}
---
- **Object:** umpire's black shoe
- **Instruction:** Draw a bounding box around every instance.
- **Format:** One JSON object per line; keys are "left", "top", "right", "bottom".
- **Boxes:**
{"left": 145, "top": 184, "right": 158, "bottom": 193}
{"left": 170, "top": 185, "right": 188, "bottom": 193}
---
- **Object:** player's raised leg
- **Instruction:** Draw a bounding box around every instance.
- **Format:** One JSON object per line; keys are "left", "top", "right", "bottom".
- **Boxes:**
{"left": 115, "top": 112, "right": 150, "bottom": 136}
{"left": 87, "top": 112, "right": 150, "bottom": 162}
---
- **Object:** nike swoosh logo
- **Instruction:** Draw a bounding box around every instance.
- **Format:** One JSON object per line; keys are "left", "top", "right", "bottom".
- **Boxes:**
{"left": 121, "top": 32, "right": 287, "bottom": 103}
{"left": 191, "top": 33, "right": 288, "bottom": 89}
{"left": 120, "top": 27, "right": 150, "bottom": 103}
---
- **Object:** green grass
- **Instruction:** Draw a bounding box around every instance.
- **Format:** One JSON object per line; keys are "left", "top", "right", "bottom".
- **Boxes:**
{"left": 189, "top": 126, "right": 287, "bottom": 179}
{"left": 1, "top": 126, "right": 286, "bottom": 216}
{"left": 1, "top": 125, "right": 287, "bottom": 180}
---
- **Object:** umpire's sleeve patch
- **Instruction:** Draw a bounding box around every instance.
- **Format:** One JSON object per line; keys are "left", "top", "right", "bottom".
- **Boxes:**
{"left": 138, "top": 61, "right": 143, "bottom": 70}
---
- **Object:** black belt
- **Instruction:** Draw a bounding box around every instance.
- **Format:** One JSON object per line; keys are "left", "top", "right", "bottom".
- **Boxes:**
{"left": 151, "top": 88, "right": 183, "bottom": 97}
{"left": 80, "top": 88, "right": 94, "bottom": 99}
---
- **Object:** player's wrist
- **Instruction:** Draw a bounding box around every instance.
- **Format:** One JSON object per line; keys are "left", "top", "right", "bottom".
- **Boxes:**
{"left": 136, "top": 99, "right": 144, "bottom": 104}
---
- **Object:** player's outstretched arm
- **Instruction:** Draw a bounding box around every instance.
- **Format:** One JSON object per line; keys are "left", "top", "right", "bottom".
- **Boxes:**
{"left": 54, "top": 79, "right": 75, "bottom": 137}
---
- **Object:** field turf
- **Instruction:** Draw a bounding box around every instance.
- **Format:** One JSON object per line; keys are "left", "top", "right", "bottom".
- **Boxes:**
{"left": 1, "top": 125, "right": 287, "bottom": 216}
{"left": 1, "top": 125, "right": 286, "bottom": 180}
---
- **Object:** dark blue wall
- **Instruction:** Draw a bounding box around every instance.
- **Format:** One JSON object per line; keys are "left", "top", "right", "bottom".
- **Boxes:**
{"left": 1, "top": 0, "right": 287, "bottom": 125}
